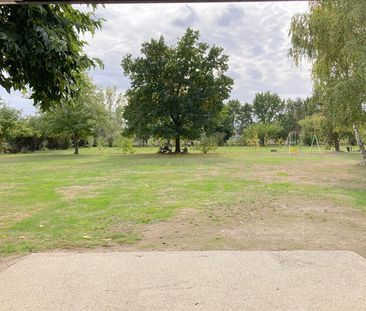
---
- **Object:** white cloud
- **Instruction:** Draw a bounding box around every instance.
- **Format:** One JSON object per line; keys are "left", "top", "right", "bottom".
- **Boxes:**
{"left": 1, "top": 1, "right": 311, "bottom": 114}
{"left": 0, "top": 90, "right": 36, "bottom": 116}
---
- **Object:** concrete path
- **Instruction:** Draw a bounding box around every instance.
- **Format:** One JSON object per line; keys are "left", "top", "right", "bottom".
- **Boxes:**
{"left": 1, "top": 251, "right": 366, "bottom": 310}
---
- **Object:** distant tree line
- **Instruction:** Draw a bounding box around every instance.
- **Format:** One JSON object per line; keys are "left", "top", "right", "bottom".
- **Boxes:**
{"left": 0, "top": 83, "right": 127, "bottom": 155}
{"left": 205, "top": 91, "right": 364, "bottom": 149}
{"left": 3, "top": 84, "right": 363, "bottom": 154}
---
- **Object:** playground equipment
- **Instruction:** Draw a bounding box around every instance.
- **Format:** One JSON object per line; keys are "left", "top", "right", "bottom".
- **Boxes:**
{"left": 284, "top": 132, "right": 321, "bottom": 154}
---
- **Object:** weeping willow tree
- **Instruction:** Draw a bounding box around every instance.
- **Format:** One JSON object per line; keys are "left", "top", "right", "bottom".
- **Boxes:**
{"left": 289, "top": 0, "right": 366, "bottom": 164}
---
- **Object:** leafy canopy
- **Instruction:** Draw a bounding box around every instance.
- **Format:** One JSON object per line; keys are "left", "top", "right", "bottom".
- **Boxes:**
{"left": 289, "top": 0, "right": 366, "bottom": 127}
{"left": 244, "top": 122, "right": 283, "bottom": 146}
{"left": 0, "top": 5, "right": 103, "bottom": 111}
{"left": 226, "top": 99, "right": 253, "bottom": 135}
{"left": 42, "top": 76, "right": 106, "bottom": 153}
{"left": 121, "top": 28, "right": 233, "bottom": 152}
{"left": 0, "top": 102, "right": 20, "bottom": 147}
{"left": 98, "top": 87, "right": 126, "bottom": 147}
{"left": 252, "top": 91, "right": 284, "bottom": 124}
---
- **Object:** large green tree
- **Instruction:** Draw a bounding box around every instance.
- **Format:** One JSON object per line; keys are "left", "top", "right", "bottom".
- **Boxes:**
{"left": 252, "top": 91, "right": 284, "bottom": 124}
{"left": 121, "top": 28, "right": 233, "bottom": 153}
{"left": 0, "top": 5, "right": 102, "bottom": 111}
{"left": 226, "top": 99, "right": 253, "bottom": 135}
{"left": 289, "top": 0, "right": 366, "bottom": 162}
{"left": 42, "top": 78, "right": 106, "bottom": 154}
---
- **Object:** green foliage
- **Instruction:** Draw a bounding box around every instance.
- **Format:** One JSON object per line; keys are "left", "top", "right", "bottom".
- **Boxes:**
{"left": 243, "top": 122, "right": 283, "bottom": 146}
{"left": 0, "top": 102, "right": 20, "bottom": 150}
{"left": 0, "top": 5, "right": 103, "bottom": 110}
{"left": 252, "top": 91, "right": 285, "bottom": 124}
{"left": 289, "top": 0, "right": 366, "bottom": 156}
{"left": 96, "top": 136, "right": 107, "bottom": 148}
{"left": 87, "top": 136, "right": 95, "bottom": 148}
{"left": 98, "top": 87, "right": 126, "bottom": 147}
{"left": 122, "top": 28, "right": 233, "bottom": 152}
{"left": 299, "top": 114, "right": 323, "bottom": 135}
{"left": 209, "top": 104, "right": 235, "bottom": 144}
{"left": 280, "top": 97, "right": 319, "bottom": 135}
{"left": 117, "top": 137, "right": 135, "bottom": 154}
{"left": 198, "top": 134, "right": 221, "bottom": 153}
{"left": 226, "top": 99, "right": 253, "bottom": 135}
{"left": 1, "top": 83, "right": 128, "bottom": 154}
{"left": 205, "top": 99, "right": 253, "bottom": 144}
{"left": 299, "top": 112, "right": 347, "bottom": 149}
{"left": 246, "top": 133, "right": 260, "bottom": 147}
{"left": 7, "top": 116, "right": 44, "bottom": 152}
{"left": 0, "top": 105, "right": 56, "bottom": 153}
{"left": 299, "top": 114, "right": 324, "bottom": 145}
{"left": 226, "top": 135, "right": 244, "bottom": 146}
{"left": 275, "top": 137, "right": 285, "bottom": 146}
{"left": 42, "top": 77, "right": 106, "bottom": 154}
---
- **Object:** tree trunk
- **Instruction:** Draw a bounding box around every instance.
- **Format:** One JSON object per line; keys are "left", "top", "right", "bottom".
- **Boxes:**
{"left": 333, "top": 132, "right": 340, "bottom": 152}
{"left": 259, "top": 137, "right": 265, "bottom": 147}
{"left": 353, "top": 123, "right": 366, "bottom": 164}
{"left": 74, "top": 132, "right": 79, "bottom": 155}
{"left": 175, "top": 136, "right": 181, "bottom": 153}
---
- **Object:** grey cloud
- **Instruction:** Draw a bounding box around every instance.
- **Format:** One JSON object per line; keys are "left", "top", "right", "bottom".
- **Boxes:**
{"left": 171, "top": 5, "right": 198, "bottom": 28}
{"left": 250, "top": 46, "right": 265, "bottom": 57}
{"left": 246, "top": 68, "right": 263, "bottom": 81}
{"left": 217, "top": 5, "right": 245, "bottom": 27}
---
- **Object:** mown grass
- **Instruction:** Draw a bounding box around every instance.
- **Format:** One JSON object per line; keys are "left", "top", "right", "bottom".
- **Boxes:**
{"left": 0, "top": 146, "right": 365, "bottom": 255}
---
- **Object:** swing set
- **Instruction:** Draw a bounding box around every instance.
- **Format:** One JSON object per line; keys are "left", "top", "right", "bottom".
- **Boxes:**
{"left": 284, "top": 131, "right": 321, "bottom": 154}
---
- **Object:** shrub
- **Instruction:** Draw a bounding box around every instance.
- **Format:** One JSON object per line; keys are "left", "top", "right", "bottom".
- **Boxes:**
{"left": 87, "top": 136, "right": 95, "bottom": 148}
{"left": 275, "top": 137, "right": 284, "bottom": 146}
{"left": 302, "top": 135, "right": 313, "bottom": 146}
{"left": 117, "top": 137, "right": 135, "bottom": 154}
{"left": 243, "top": 123, "right": 283, "bottom": 146}
{"left": 245, "top": 133, "right": 259, "bottom": 147}
{"left": 226, "top": 135, "right": 244, "bottom": 146}
{"left": 96, "top": 136, "right": 106, "bottom": 148}
{"left": 198, "top": 134, "right": 220, "bottom": 153}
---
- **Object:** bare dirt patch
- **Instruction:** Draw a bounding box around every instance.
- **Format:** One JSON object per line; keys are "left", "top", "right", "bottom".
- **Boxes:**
{"left": 133, "top": 194, "right": 366, "bottom": 257}
{"left": 0, "top": 184, "right": 15, "bottom": 192}
{"left": 135, "top": 208, "right": 220, "bottom": 250}
{"left": 239, "top": 160, "right": 366, "bottom": 191}
{"left": 0, "top": 211, "right": 34, "bottom": 227}
{"left": 57, "top": 184, "right": 100, "bottom": 201}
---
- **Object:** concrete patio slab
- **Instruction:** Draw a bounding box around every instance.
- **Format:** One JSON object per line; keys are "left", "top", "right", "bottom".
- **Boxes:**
{"left": 1, "top": 251, "right": 366, "bottom": 310}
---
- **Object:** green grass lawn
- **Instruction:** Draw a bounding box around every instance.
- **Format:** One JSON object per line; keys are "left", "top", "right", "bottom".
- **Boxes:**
{"left": 1, "top": 146, "right": 366, "bottom": 255}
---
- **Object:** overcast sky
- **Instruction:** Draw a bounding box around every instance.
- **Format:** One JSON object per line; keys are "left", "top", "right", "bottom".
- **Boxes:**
{"left": 0, "top": 1, "right": 312, "bottom": 115}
